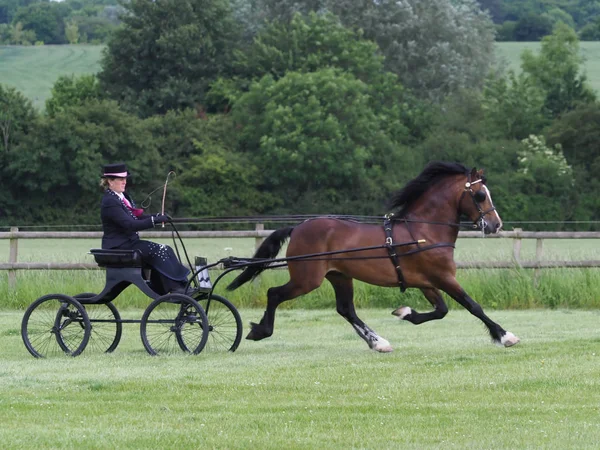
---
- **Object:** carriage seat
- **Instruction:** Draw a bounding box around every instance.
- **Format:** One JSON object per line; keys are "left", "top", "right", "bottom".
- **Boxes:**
{"left": 90, "top": 249, "right": 144, "bottom": 268}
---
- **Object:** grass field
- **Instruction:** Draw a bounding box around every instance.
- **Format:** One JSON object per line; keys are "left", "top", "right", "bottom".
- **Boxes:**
{"left": 1, "top": 42, "right": 600, "bottom": 112}
{"left": 2, "top": 309, "right": 600, "bottom": 448}
{"left": 0, "top": 45, "right": 104, "bottom": 110}
{"left": 494, "top": 41, "right": 600, "bottom": 93}
{"left": 0, "top": 237, "right": 599, "bottom": 310}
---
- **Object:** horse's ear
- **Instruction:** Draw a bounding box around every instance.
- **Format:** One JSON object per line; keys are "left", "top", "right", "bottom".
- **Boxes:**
{"left": 470, "top": 167, "right": 478, "bottom": 179}
{"left": 477, "top": 169, "right": 485, "bottom": 179}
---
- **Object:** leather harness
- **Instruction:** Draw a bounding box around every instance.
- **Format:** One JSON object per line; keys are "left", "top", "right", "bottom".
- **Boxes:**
{"left": 383, "top": 173, "right": 495, "bottom": 292}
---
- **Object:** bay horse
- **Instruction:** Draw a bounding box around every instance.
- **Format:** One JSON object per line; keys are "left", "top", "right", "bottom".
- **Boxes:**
{"left": 227, "top": 162, "right": 520, "bottom": 352}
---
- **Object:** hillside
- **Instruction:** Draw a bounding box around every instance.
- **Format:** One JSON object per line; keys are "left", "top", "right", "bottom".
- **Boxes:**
{"left": 0, "top": 45, "right": 104, "bottom": 110}
{"left": 1, "top": 43, "right": 600, "bottom": 110}
{"left": 494, "top": 41, "right": 600, "bottom": 93}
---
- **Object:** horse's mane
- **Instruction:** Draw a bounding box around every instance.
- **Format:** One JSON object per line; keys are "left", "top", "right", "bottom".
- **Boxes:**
{"left": 387, "top": 161, "right": 470, "bottom": 217}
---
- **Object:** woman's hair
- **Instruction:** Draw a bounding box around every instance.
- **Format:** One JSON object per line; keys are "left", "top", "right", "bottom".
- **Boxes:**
{"left": 100, "top": 178, "right": 112, "bottom": 189}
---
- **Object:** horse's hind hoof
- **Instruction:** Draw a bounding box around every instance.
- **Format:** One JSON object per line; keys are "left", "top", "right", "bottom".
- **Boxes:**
{"left": 501, "top": 331, "right": 520, "bottom": 347}
{"left": 392, "top": 306, "right": 412, "bottom": 320}
{"left": 246, "top": 322, "right": 268, "bottom": 341}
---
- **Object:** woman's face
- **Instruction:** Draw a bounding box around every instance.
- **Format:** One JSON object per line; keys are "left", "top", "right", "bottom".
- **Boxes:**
{"left": 108, "top": 177, "right": 127, "bottom": 193}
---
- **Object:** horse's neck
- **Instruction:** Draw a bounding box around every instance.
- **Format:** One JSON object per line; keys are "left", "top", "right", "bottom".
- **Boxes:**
{"left": 405, "top": 184, "right": 461, "bottom": 241}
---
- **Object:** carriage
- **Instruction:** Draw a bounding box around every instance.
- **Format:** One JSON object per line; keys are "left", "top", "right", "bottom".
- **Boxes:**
{"left": 21, "top": 162, "right": 521, "bottom": 357}
{"left": 21, "top": 239, "right": 244, "bottom": 358}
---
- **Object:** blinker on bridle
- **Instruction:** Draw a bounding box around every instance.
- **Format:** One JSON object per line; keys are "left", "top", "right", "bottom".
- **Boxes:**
{"left": 462, "top": 176, "right": 496, "bottom": 231}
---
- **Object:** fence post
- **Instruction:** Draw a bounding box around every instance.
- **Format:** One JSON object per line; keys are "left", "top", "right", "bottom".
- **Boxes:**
{"left": 255, "top": 223, "right": 264, "bottom": 251}
{"left": 512, "top": 228, "right": 522, "bottom": 267}
{"left": 252, "top": 223, "right": 265, "bottom": 288}
{"left": 8, "top": 226, "right": 18, "bottom": 290}
{"left": 533, "top": 238, "right": 544, "bottom": 287}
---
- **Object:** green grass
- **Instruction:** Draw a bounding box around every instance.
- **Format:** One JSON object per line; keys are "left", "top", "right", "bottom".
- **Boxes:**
{"left": 0, "top": 45, "right": 104, "bottom": 110}
{"left": 0, "top": 237, "right": 599, "bottom": 310}
{"left": 495, "top": 41, "right": 600, "bottom": 93}
{"left": 2, "top": 309, "right": 600, "bottom": 448}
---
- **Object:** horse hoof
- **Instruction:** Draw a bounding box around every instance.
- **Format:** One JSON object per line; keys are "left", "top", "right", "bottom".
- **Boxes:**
{"left": 392, "top": 306, "right": 411, "bottom": 320}
{"left": 245, "top": 322, "right": 261, "bottom": 341}
{"left": 371, "top": 338, "right": 393, "bottom": 353}
{"left": 501, "top": 331, "right": 520, "bottom": 347}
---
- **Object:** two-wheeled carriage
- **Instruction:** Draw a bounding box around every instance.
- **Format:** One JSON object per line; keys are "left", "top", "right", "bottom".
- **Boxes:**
{"left": 21, "top": 241, "right": 243, "bottom": 358}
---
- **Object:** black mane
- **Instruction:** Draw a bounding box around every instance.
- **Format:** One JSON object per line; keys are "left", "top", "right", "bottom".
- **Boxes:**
{"left": 387, "top": 161, "right": 470, "bottom": 217}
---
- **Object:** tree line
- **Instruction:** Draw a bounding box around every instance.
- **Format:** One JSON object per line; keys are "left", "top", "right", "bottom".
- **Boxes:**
{"left": 478, "top": 0, "right": 600, "bottom": 41}
{"left": 0, "top": 0, "right": 120, "bottom": 44}
{"left": 1, "top": 0, "right": 599, "bottom": 230}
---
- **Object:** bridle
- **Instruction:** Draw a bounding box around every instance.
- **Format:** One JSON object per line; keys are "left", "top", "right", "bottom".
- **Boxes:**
{"left": 460, "top": 174, "right": 496, "bottom": 231}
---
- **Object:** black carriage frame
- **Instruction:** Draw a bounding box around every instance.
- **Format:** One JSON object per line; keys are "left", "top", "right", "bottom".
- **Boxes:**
{"left": 21, "top": 227, "right": 244, "bottom": 358}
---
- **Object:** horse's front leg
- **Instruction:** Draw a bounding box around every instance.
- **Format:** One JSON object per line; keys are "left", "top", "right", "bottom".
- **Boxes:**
{"left": 439, "top": 277, "right": 520, "bottom": 347}
{"left": 392, "top": 287, "right": 448, "bottom": 324}
{"left": 327, "top": 272, "right": 393, "bottom": 353}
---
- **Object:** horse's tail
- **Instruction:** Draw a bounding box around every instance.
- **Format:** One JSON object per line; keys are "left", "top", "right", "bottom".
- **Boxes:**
{"left": 226, "top": 226, "right": 294, "bottom": 291}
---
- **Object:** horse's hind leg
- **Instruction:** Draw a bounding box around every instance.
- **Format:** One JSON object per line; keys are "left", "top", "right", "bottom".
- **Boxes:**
{"left": 246, "top": 281, "right": 300, "bottom": 341}
{"left": 392, "top": 288, "right": 448, "bottom": 324}
{"left": 327, "top": 272, "right": 393, "bottom": 353}
{"left": 440, "top": 277, "right": 520, "bottom": 347}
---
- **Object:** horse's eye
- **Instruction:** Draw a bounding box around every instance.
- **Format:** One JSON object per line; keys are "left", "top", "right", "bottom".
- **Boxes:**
{"left": 474, "top": 190, "right": 486, "bottom": 202}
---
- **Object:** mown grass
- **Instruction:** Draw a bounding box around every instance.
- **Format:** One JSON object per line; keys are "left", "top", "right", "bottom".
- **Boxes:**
{"left": 0, "top": 237, "right": 599, "bottom": 310}
{"left": 495, "top": 41, "right": 600, "bottom": 93}
{"left": 0, "top": 45, "right": 103, "bottom": 110}
{"left": 2, "top": 309, "right": 600, "bottom": 449}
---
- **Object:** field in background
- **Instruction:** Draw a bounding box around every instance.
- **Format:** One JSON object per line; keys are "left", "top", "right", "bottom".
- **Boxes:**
{"left": 2, "top": 42, "right": 600, "bottom": 111}
{"left": 494, "top": 41, "right": 600, "bottom": 93}
{"left": 0, "top": 45, "right": 103, "bottom": 110}
{"left": 2, "top": 309, "right": 600, "bottom": 448}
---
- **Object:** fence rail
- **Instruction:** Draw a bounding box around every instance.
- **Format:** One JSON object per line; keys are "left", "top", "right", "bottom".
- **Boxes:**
{"left": 1, "top": 226, "right": 599, "bottom": 289}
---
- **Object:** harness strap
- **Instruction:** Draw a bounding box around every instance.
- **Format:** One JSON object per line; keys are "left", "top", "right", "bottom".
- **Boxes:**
{"left": 383, "top": 215, "right": 407, "bottom": 292}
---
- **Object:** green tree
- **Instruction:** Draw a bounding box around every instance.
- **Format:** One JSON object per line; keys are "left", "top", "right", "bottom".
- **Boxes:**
{"left": 234, "top": 12, "right": 384, "bottom": 84}
{"left": 482, "top": 71, "right": 548, "bottom": 140}
{"left": 249, "top": 0, "right": 496, "bottom": 101}
{"left": 98, "top": 0, "right": 239, "bottom": 117}
{"left": 64, "top": 18, "right": 79, "bottom": 43}
{"left": 510, "top": 135, "right": 577, "bottom": 227}
{"left": 545, "top": 104, "right": 600, "bottom": 173}
{"left": 0, "top": 83, "right": 37, "bottom": 223}
{"left": 174, "top": 116, "right": 280, "bottom": 216}
{"left": 579, "top": 17, "right": 600, "bottom": 41}
{"left": 520, "top": 23, "right": 596, "bottom": 118}
{"left": 513, "top": 12, "right": 554, "bottom": 40}
{"left": 0, "top": 83, "right": 36, "bottom": 154}
{"left": 231, "top": 69, "right": 414, "bottom": 213}
{"left": 11, "top": 1, "right": 71, "bottom": 44}
{"left": 45, "top": 74, "right": 102, "bottom": 117}
{"left": 9, "top": 100, "right": 162, "bottom": 224}
{"left": 9, "top": 21, "right": 35, "bottom": 44}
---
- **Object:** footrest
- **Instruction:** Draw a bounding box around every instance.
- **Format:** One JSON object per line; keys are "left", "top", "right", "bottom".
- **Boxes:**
{"left": 90, "top": 249, "right": 143, "bottom": 268}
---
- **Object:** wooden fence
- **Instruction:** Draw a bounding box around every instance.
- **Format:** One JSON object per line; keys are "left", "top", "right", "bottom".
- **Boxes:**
{"left": 1, "top": 226, "right": 599, "bottom": 289}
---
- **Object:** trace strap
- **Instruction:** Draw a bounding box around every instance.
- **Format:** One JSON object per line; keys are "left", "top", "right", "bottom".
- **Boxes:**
{"left": 384, "top": 214, "right": 407, "bottom": 292}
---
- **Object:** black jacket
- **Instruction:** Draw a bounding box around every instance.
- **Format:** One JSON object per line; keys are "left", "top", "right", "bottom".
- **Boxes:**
{"left": 101, "top": 190, "right": 154, "bottom": 249}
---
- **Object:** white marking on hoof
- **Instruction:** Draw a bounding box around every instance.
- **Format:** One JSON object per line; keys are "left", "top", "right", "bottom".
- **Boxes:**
{"left": 372, "top": 338, "right": 393, "bottom": 353}
{"left": 501, "top": 331, "right": 520, "bottom": 347}
{"left": 392, "top": 306, "right": 411, "bottom": 320}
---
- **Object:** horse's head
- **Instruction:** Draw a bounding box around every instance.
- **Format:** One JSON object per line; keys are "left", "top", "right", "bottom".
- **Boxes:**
{"left": 459, "top": 168, "right": 503, "bottom": 234}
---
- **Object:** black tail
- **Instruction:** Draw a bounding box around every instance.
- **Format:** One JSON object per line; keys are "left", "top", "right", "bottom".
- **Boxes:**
{"left": 226, "top": 227, "right": 294, "bottom": 291}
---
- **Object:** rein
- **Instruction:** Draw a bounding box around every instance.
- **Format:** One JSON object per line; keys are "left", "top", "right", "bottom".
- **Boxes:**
{"left": 220, "top": 241, "right": 455, "bottom": 269}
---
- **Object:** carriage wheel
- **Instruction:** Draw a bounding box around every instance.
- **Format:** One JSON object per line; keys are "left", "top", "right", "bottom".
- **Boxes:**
{"left": 140, "top": 294, "right": 209, "bottom": 356}
{"left": 21, "top": 294, "right": 91, "bottom": 358}
{"left": 195, "top": 294, "right": 243, "bottom": 352}
{"left": 74, "top": 293, "right": 122, "bottom": 354}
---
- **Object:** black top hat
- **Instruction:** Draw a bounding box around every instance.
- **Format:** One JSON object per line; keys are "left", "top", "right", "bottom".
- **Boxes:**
{"left": 102, "top": 163, "right": 129, "bottom": 178}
